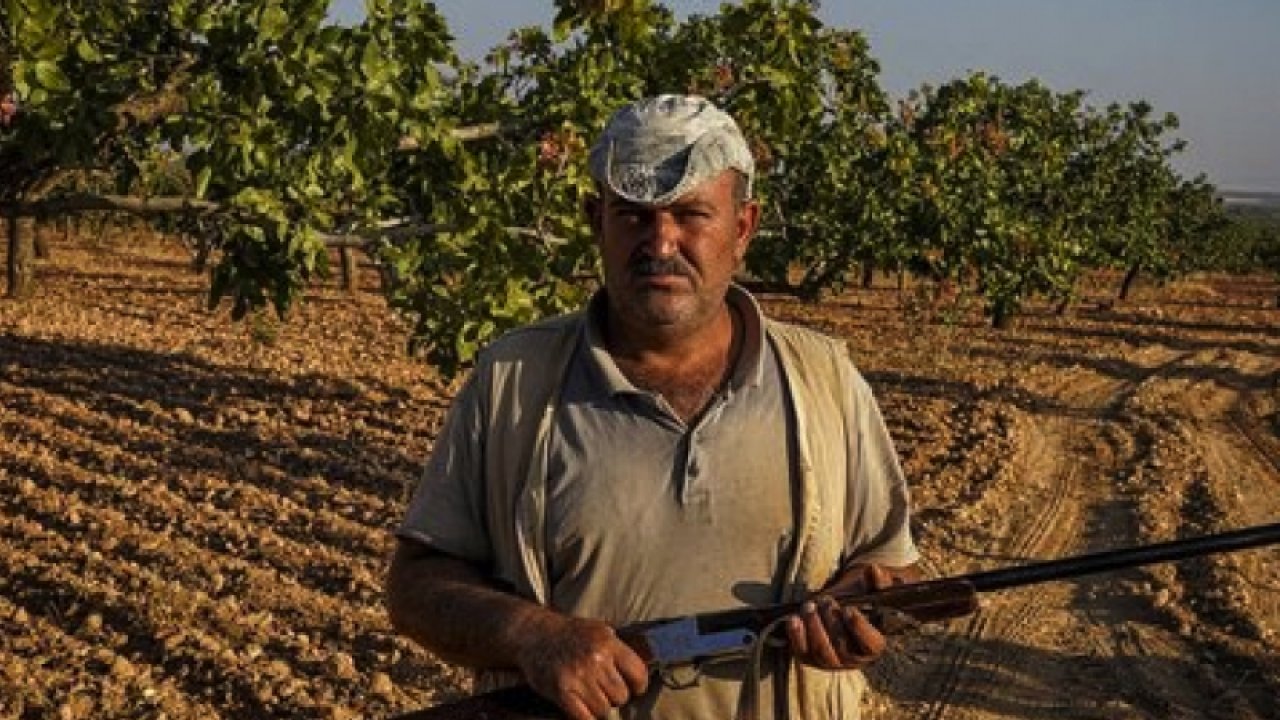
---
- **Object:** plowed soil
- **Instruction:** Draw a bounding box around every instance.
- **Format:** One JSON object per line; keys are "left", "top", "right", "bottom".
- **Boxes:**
{"left": 2, "top": 232, "right": 1278, "bottom": 720}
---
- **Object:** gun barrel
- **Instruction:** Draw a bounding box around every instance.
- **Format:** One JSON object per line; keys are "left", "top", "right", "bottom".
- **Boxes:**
{"left": 956, "top": 521, "right": 1280, "bottom": 593}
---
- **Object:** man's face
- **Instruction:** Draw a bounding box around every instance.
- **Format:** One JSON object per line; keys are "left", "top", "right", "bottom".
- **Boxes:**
{"left": 588, "top": 170, "right": 760, "bottom": 336}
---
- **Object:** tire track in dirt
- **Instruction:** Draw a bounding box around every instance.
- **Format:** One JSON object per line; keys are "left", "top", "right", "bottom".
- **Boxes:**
{"left": 1006, "top": 341, "right": 1277, "bottom": 720}
{"left": 1135, "top": 345, "right": 1280, "bottom": 718}
{"left": 865, "top": 394, "right": 1083, "bottom": 718}
{"left": 1037, "top": 340, "right": 1280, "bottom": 720}
{"left": 1026, "top": 343, "right": 1280, "bottom": 719}
{"left": 899, "top": 413, "right": 1089, "bottom": 720}
{"left": 868, "top": 344, "right": 1220, "bottom": 719}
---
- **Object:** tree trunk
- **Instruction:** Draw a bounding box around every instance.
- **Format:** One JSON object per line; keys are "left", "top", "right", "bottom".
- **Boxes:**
{"left": 991, "top": 300, "right": 1014, "bottom": 330}
{"left": 860, "top": 261, "right": 875, "bottom": 289}
{"left": 191, "top": 234, "right": 213, "bottom": 274}
{"left": 340, "top": 247, "right": 358, "bottom": 292}
{"left": 32, "top": 219, "right": 51, "bottom": 259}
{"left": 6, "top": 213, "right": 35, "bottom": 298}
{"left": 1118, "top": 264, "right": 1141, "bottom": 301}
{"left": 1055, "top": 277, "right": 1077, "bottom": 316}
{"left": 94, "top": 213, "right": 112, "bottom": 244}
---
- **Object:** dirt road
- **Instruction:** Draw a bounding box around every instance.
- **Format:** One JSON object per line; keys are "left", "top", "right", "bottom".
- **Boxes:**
{"left": 1, "top": 235, "right": 1277, "bottom": 719}
{"left": 800, "top": 280, "right": 1280, "bottom": 719}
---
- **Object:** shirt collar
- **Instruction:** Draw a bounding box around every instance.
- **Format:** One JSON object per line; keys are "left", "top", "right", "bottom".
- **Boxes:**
{"left": 582, "top": 283, "right": 767, "bottom": 397}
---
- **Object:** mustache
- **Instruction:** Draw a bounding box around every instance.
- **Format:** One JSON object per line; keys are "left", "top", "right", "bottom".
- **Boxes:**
{"left": 629, "top": 255, "right": 692, "bottom": 277}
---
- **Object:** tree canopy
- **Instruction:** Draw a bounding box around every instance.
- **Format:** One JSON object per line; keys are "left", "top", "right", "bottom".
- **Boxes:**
{"left": 2, "top": 0, "right": 1257, "bottom": 374}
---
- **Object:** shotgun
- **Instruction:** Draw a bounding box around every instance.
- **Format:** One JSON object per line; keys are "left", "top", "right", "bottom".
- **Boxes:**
{"left": 391, "top": 520, "right": 1280, "bottom": 720}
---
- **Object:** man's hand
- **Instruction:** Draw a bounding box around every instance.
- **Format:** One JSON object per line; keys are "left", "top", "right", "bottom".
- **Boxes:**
{"left": 785, "top": 563, "right": 911, "bottom": 670}
{"left": 516, "top": 614, "right": 650, "bottom": 720}
{"left": 387, "top": 541, "right": 650, "bottom": 718}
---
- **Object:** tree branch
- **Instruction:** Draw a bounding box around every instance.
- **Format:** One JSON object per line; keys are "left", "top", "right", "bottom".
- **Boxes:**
{"left": 2, "top": 194, "right": 572, "bottom": 249}
{"left": 6, "top": 193, "right": 219, "bottom": 217}
{"left": 111, "top": 53, "right": 197, "bottom": 132}
{"left": 398, "top": 122, "right": 505, "bottom": 150}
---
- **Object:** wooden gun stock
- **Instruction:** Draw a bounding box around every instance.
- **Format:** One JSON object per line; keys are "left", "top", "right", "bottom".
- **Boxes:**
{"left": 389, "top": 685, "right": 561, "bottom": 720}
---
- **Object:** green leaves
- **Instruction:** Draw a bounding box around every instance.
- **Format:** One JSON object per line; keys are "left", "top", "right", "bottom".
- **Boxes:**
{"left": 896, "top": 73, "right": 1122, "bottom": 324}
{"left": 4, "top": 0, "right": 1216, "bottom": 373}
{"left": 26, "top": 59, "right": 66, "bottom": 91}
{"left": 73, "top": 37, "right": 103, "bottom": 63}
{"left": 258, "top": 1, "right": 289, "bottom": 40}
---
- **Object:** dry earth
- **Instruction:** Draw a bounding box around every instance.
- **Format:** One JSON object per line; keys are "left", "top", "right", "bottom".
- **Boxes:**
{"left": 1, "top": 232, "right": 1278, "bottom": 719}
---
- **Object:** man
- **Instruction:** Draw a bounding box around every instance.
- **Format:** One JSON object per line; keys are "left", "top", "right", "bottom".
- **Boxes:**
{"left": 386, "top": 95, "right": 921, "bottom": 720}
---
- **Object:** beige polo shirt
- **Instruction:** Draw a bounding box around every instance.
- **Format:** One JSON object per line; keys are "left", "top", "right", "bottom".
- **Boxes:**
{"left": 547, "top": 287, "right": 794, "bottom": 619}
{"left": 399, "top": 286, "right": 919, "bottom": 719}
{"left": 546, "top": 288, "right": 793, "bottom": 718}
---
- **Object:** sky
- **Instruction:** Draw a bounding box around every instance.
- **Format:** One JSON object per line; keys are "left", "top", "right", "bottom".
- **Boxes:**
{"left": 330, "top": 0, "right": 1280, "bottom": 192}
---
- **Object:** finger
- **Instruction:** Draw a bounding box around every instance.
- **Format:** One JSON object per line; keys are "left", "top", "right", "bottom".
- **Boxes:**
{"left": 839, "top": 605, "right": 887, "bottom": 661}
{"left": 555, "top": 672, "right": 612, "bottom": 720}
{"left": 786, "top": 606, "right": 810, "bottom": 658}
{"left": 598, "top": 663, "right": 631, "bottom": 706}
{"left": 826, "top": 564, "right": 884, "bottom": 595}
{"left": 817, "top": 597, "right": 884, "bottom": 668}
{"left": 804, "top": 600, "right": 843, "bottom": 669}
{"left": 617, "top": 650, "right": 651, "bottom": 695}
{"left": 865, "top": 564, "right": 896, "bottom": 591}
{"left": 820, "top": 597, "right": 855, "bottom": 658}
{"left": 824, "top": 568, "right": 866, "bottom": 595}
{"left": 577, "top": 683, "right": 614, "bottom": 719}
{"left": 560, "top": 694, "right": 596, "bottom": 720}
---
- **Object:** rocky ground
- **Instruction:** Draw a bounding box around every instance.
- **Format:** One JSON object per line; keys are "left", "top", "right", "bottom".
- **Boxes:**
{"left": 1, "top": 232, "right": 1277, "bottom": 719}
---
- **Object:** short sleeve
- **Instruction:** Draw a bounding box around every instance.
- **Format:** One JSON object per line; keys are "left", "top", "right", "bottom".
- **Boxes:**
{"left": 841, "top": 367, "right": 921, "bottom": 569}
{"left": 396, "top": 371, "right": 494, "bottom": 566}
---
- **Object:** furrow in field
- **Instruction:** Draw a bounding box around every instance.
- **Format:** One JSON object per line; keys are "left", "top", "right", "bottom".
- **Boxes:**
{"left": 0, "top": 431, "right": 387, "bottom": 606}
{"left": 0, "top": 377, "right": 400, "bottom": 550}
{"left": 0, "top": 467, "right": 396, "bottom": 666}
{"left": 0, "top": 470, "right": 388, "bottom": 635}
{"left": 0, "top": 591, "right": 220, "bottom": 719}
{"left": 0, "top": 452, "right": 440, "bottom": 718}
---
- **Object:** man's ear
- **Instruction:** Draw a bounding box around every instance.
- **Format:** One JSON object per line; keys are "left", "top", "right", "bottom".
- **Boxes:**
{"left": 734, "top": 199, "right": 761, "bottom": 261}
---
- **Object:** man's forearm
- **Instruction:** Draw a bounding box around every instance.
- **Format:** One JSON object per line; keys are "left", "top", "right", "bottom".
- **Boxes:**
{"left": 385, "top": 538, "right": 560, "bottom": 670}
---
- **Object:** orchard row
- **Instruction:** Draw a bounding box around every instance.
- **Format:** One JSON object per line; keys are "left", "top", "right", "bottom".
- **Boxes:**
{"left": 2, "top": 0, "right": 1270, "bottom": 373}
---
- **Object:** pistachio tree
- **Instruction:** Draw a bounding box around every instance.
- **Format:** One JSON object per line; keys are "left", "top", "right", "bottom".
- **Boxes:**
{"left": 1, "top": 0, "right": 455, "bottom": 311}
{"left": 1084, "top": 101, "right": 1185, "bottom": 300}
{"left": 902, "top": 73, "right": 1100, "bottom": 327}
{"left": 2, "top": 0, "right": 1229, "bottom": 372}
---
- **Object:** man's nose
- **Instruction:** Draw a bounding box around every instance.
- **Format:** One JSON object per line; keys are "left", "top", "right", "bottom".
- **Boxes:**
{"left": 641, "top": 212, "right": 680, "bottom": 258}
